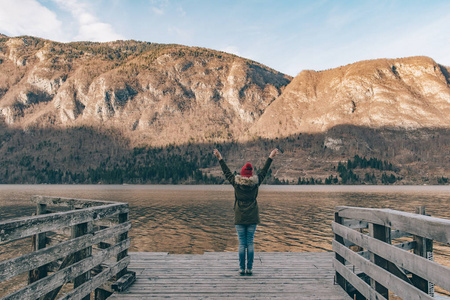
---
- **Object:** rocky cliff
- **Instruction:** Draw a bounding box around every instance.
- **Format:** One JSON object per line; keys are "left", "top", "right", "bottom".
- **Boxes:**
{"left": 251, "top": 56, "right": 450, "bottom": 138}
{"left": 0, "top": 35, "right": 291, "bottom": 146}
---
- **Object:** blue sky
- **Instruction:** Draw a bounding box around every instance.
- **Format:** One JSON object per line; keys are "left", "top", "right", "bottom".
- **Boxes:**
{"left": 1, "top": 0, "right": 450, "bottom": 76}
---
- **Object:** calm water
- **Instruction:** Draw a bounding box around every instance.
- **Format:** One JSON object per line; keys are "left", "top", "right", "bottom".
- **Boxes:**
{"left": 1, "top": 185, "right": 449, "bottom": 254}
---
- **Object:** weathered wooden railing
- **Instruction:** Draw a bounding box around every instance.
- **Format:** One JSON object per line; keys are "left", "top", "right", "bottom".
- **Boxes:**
{"left": 0, "top": 196, "right": 135, "bottom": 300}
{"left": 332, "top": 206, "right": 450, "bottom": 300}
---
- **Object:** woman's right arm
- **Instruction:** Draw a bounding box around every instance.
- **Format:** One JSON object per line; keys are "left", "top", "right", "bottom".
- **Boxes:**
{"left": 214, "top": 149, "right": 235, "bottom": 185}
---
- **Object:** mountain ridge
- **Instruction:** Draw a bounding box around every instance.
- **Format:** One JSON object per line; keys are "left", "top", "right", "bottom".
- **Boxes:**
{"left": 0, "top": 34, "right": 449, "bottom": 184}
{"left": 251, "top": 56, "right": 450, "bottom": 138}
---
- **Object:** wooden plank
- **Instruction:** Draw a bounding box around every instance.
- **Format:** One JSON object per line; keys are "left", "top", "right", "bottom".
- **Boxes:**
{"left": 31, "top": 195, "right": 117, "bottom": 208}
{"left": 0, "top": 203, "right": 129, "bottom": 243}
{"left": 0, "top": 222, "right": 131, "bottom": 283}
{"left": 336, "top": 206, "right": 450, "bottom": 244}
{"left": 59, "top": 257, "right": 130, "bottom": 300}
{"left": 109, "top": 295, "right": 347, "bottom": 300}
{"left": 342, "top": 219, "right": 368, "bottom": 229}
{"left": 112, "top": 271, "right": 136, "bottom": 292}
{"left": 332, "top": 240, "right": 433, "bottom": 300}
{"left": 110, "top": 252, "right": 351, "bottom": 300}
{"left": 357, "top": 241, "right": 416, "bottom": 260}
{"left": 333, "top": 258, "right": 386, "bottom": 300}
{"left": 2, "top": 239, "right": 130, "bottom": 300}
{"left": 391, "top": 229, "right": 411, "bottom": 239}
{"left": 95, "top": 218, "right": 120, "bottom": 227}
{"left": 332, "top": 222, "right": 450, "bottom": 291}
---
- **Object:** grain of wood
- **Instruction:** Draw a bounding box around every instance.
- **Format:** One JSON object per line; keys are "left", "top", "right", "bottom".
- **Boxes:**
{"left": 0, "top": 203, "right": 129, "bottom": 243}
{"left": 0, "top": 222, "right": 131, "bottom": 283}
{"left": 109, "top": 252, "right": 351, "bottom": 299}
{"left": 332, "top": 240, "right": 433, "bottom": 300}
{"left": 336, "top": 206, "right": 450, "bottom": 244}
{"left": 333, "top": 221, "right": 450, "bottom": 291}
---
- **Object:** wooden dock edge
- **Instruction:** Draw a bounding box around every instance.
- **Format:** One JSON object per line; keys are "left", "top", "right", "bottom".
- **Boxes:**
{"left": 332, "top": 206, "right": 450, "bottom": 300}
{"left": 0, "top": 195, "right": 133, "bottom": 300}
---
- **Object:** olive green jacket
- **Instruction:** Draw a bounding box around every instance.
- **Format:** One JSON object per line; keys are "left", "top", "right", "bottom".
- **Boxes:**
{"left": 219, "top": 158, "right": 273, "bottom": 225}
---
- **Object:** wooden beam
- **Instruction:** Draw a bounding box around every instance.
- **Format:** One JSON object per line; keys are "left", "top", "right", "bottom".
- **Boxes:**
{"left": 72, "top": 221, "right": 92, "bottom": 300}
{"left": 333, "top": 212, "right": 347, "bottom": 292}
{"left": 332, "top": 240, "right": 433, "bottom": 300}
{"left": 336, "top": 206, "right": 450, "bottom": 244}
{"left": 0, "top": 203, "right": 129, "bottom": 243}
{"left": 368, "top": 223, "right": 389, "bottom": 298}
{"left": 342, "top": 219, "right": 368, "bottom": 229}
{"left": 59, "top": 257, "right": 130, "bottom": 300}
{"left": 115, "top": 212, "right": 129, "bottom": 279}
{"left": 332, "top": 222, "right": 450, "bottom": 292}
{"left": 0, "top": 222, "right": 131, "bottom": 283}
{"left": 111, "top": 271, "right": 136, "bottom": 292}
{"left": 412, "top": 206, "right": 434, "bottom": 296}
{"left": 357, "top": 240, "right": 416, "bottom": 260}
{"left": 2, "top": 239, "right": 130, "bottom": 300}
{"left": 332, "top": 258, "right": 387, "bottom": 300}
{"left": 41, "top": 252, "right": 76, "bottom": 300}
{"left": 391, "top": 229, "right": 411, "bottom": 239}
{"left": 95, "top": 218, "right": 120, "bottom": 227}
{"left": 31, "top": 195, "right": 117, "bottom": 208}
{"left": 387, "top": 261, "right": 412, "bottom": 284}
{"left": 28, "top": 203, "right": 48, "bottom": 284}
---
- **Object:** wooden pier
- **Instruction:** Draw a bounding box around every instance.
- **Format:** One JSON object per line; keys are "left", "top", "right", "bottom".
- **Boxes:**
{"left": 2, "top": 196, "right": 450, "bottom": 300}
{"left": 109, "top": 251, "right": 351, "bottom": 299}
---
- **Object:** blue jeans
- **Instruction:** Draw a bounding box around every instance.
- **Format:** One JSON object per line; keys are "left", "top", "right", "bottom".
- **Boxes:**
{"left": 235, "top": 224, "right": 257, "bottom": 270}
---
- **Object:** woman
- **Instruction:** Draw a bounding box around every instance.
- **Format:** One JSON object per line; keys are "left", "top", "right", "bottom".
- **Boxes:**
{"left": 213, "top": 148, "right": 279, "bottom": 276}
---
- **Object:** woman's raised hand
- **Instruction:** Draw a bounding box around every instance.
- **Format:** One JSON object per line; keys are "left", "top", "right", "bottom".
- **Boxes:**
{"left": 269, "top": 148, "right": 279, "bottom": 159}
{"left": 213, "top": 149, "right": 223, "bottom": 160}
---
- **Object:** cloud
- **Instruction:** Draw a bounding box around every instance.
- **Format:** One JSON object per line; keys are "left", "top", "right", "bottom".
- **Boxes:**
{"left": 52, "top": 0, "right": 124, "bottom": 42}
{"left": 150, "top": 0, "right": 169, "bottom": 15}
{"left": 0, "top": 0, "right": 64, "bottom": 40}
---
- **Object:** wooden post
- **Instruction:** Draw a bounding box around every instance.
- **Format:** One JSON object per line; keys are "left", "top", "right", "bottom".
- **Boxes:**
{"left": 28, "top": 203, "right": 48, "bottom": 284}
{"left": 72, "top": 221, "right": 93, "bottom": 300}
{"left": 116, "top": 212, "right": 129, "bottom": 278}
{"left": 412, "top": 207, "right": 434, "bottom": 296}
{"left": 334, "top": 212, "right": 347, "bottom": 292}
{"left": 95, "top": 212, "right": 129, "bottom": 299}
{"left": 368, "top": 223, "right": 389, "bottom": 299}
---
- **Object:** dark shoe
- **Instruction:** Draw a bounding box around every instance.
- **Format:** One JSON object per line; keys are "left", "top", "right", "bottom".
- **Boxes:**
{"left": 246, "top": 269, "right": 253, "bottom": 276}
{"left": 239, "top": 269, "right": 245, "bottom": 276}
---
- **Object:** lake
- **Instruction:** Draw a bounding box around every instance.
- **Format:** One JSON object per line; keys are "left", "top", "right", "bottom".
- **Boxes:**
{"left": 1, "top": 185, "right": 449, "bottom": 254}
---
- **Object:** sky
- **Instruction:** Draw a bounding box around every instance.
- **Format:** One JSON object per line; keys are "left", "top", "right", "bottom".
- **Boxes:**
{"left": 0, "top": 0, "right": 450, "bottom": 76}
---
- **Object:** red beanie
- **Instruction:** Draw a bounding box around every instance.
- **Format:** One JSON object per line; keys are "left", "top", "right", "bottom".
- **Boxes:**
{"left": 241, "top": 163, "right": 253, "bottom": 177}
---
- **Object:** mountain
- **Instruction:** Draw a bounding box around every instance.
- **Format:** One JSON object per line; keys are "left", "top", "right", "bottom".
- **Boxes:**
{"left": 0, "top": 35, "right": 291, "bottom": 146}
{"left": 251, "top": 56, "right": 450, "bottom": 138}
{"left": 0, "top": 34, "right": 449, "bottom": 184}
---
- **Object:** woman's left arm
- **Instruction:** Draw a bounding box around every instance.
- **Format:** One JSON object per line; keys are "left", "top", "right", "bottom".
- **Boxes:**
{"left": 258, "top": 148, "right": 279, "bottom": 184}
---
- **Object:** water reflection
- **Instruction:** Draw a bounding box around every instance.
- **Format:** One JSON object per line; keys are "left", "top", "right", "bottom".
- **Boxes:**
{"left": 1, "top": 185, "right": 449, "bottom": 255}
